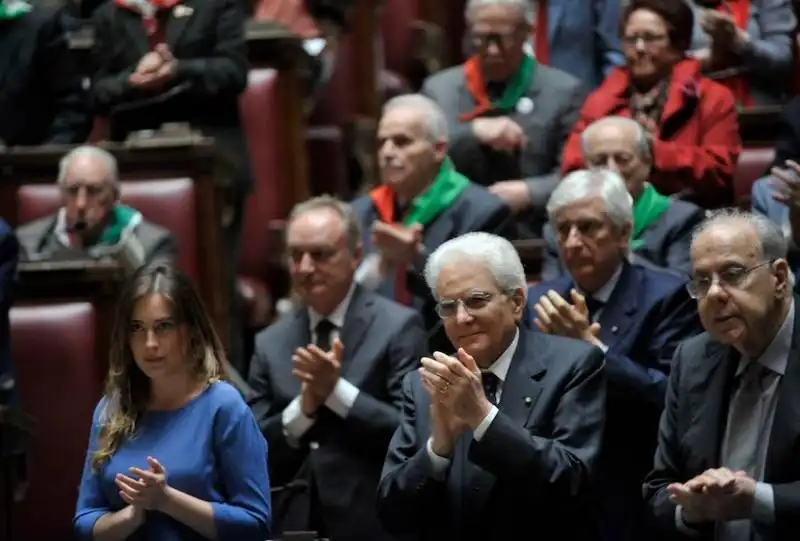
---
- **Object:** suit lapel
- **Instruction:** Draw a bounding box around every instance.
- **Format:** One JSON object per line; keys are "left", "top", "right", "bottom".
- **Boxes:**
{"left": 338, "top": 286, "right": 374, "bottom": 383}
{"left": 278, "top": 309, "right": 312, "bottom": 396}
{"left": 498, "top": 329, "right": 546, "bottom": 426}
{"left": 596, "top": 263, "right": 639, "bottom": 348}
{"left": 165, "top": 0, "right": 196, "bottom": 50}
{"left": 765, "top": 303, "right": 800, "bottom": 479}
{"left": 422, "top": 210, "right": 456, "bottom": 256}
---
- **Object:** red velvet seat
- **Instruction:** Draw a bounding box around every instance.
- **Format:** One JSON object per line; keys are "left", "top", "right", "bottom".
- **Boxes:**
{"left": 10, "top": 302, "right": 100, "bottom": 541}
{"left": 734, "top": 147, "right": 775, "bottom": 208}
{"left": 15, "top": 178, "right": 199, "bottom": 282}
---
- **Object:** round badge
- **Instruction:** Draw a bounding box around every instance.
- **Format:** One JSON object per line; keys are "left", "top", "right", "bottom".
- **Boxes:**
{"left": 516, "top": 96, "right": 534, "bottom": 114}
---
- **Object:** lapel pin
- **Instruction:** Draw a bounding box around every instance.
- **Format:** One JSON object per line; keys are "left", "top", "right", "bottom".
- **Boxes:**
{"left": 611, "top": 325, "right": 619, "bottom": 334}
{"left": 174, "top": 4, "right": 193, "bottom": 17}
{"left": 516, "top": 96, "right": 534, "bottom": 115}
{"left": 524, "top": 396, "right": 532, "bottom": 406}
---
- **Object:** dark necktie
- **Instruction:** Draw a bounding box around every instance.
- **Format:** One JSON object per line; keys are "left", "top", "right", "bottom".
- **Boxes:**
{"left": 585, "top": 296, "right": 604, "bottom": 321}
{"left": 482, "top": 372, "right": 500, "bottom": 405}
{"left": 315, "top": 319, "right": 336, "bottom": 351}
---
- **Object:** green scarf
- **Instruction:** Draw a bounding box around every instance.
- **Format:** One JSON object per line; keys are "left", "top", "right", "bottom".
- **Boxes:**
{"left": 630, "top": 183, "right": 671, "bottom": 250}
{"left": 97, "top": 204, "right": 140, "bottom": 246}
{"left": 0, "top": 0, "right": 31, "bottom": 19}
{"left": 404, "top": 157, "right": 470, "bottom": 226}
{"left": 459, "top": 54, "right": 536, "bottom": 121}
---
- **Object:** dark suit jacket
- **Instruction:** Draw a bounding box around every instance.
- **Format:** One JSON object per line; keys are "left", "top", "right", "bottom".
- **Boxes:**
{"left": 90, "top": 0, "right": 251, "bottom": 191}
{"left": 0, "top": 9, "right": 89, "bottom": 146}
{"left": 350, "top": 183, "right": 516, "bottom": 353}
{"left": 542, "top": 200, "right": 706, "bottom": 281}
{"left": 421, "top": 63, "right": 588, "bottom": 212}
{"left": 377, "top": 328, "right": 606, "bottom": 541}
{"left": 643, "top": 300, "right": 800, "bottom": 541}
{"left": 527, "top": 261, "right": 702, "bottom": 541}
{"left": 248, "top": 285, "right": 427, "bottom": 541}
{"left": 0, "top": 220, "right": 19, "bottom": 404}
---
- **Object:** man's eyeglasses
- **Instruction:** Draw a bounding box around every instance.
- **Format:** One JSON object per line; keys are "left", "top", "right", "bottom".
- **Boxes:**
{"left": 468, "top": 30, "right": 519, "bottom": 52}
{"left": 687, "top": 260, "right": 774, "bottom": 299}
{"left": 435, "top": 290, "right": 500, "bottom": 319}
{"left": 62, "top": 183, "right": 107, "bottom": 199}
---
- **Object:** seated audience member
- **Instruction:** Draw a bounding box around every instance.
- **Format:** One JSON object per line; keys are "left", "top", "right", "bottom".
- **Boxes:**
{"left": 351, "top": 94, "right": 514, "bottom": 352}
{"left": 751, "top": 96, "right": 800, "bottom": 272}
{"left": 526, "top": 0, "right": 624, "bottom": 89}
{"left": 0, "top": 2, "right": 89, "bottom": 146}
{"left": 0, "top": 220, "right": 19, "bottom": 404}
{"left": 378, "top": 232, "right": 606, "bottom": 540}
{"left": 248, "top": 196, "right": 426, "bottom": 540}
{"left": 543, "top": 116, "right": 705, "bottom": 279}
{"left": 687, "top": 0, "right": 796, "bottom": 105}
{"left": 421, "top": 0, "right": 587, "bottom": 221}
{"left": 527, "top": 169, "right": 701, "bottom": 541}
{"left": 74, "top": 264, "right": 271, "bottom": 541}
{"left": 561, "top": 0, "right": 741, "bottom": 209}
{"left": 16, "top": 146, "right": 176, "bottom": 273}
{"left": 644, "top": 210, "right": 800, "bottom": 541}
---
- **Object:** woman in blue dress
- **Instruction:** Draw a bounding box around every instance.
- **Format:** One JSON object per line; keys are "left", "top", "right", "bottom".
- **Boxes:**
{"left": 74, "top": 264, "right": 271, "bottom": 541}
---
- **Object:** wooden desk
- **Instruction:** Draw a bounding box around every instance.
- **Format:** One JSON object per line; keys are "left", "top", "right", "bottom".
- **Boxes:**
{"left": 0, "top": 141, "right": 229, "bottom": 345}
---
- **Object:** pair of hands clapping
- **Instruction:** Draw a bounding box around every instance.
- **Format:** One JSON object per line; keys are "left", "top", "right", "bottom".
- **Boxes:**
{"left": 667, "top": 467, "right": 757, "bottom": 523}
{"left": 293, "top": 340, "right": 344, "bottom": 417}
{"left": 129, "top": 44, "right": 178, "bottom": 90}
{"left": 114, "top": 456, "right": 169, "bottom": 515}
{"left": 533, "top": 289, "right": 603, "bottom": 348}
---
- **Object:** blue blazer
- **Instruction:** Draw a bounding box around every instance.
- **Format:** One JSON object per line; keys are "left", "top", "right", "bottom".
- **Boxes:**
{"left": 526, "top": 261, "right": 702, "bottom": 541}
{"left": 0, "top": 220, "right": 19, "bottom": 404}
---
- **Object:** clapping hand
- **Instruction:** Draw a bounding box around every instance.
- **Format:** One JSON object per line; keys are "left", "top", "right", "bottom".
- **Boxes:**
{"left": 472, "top": 117, "right": 526, "bottom": 152}
{"left": 115, "top": 456, "right": 168, "bottom": 510}
{"left": 667, "top": 468, "right": 757, "bottom": 523}
{"left": 129, "top": 44, "right": 178, "bottom": 89}
{"left": 534, "top": 289, "right": 602, "bottom": 346}
{"left": 371, "top": 222, "right": 424, "bottom": 266}
{"left": 420, "top": 349, "right": 491, "bottom": 429}
{"left": 770, "top": 160, "right": 800, "bottom": 209}
{"left": 293, "top": 339, "right": 343, "bottom": 416}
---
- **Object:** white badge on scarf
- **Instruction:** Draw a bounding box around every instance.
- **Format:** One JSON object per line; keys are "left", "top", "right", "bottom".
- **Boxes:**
{"left": 516, "top": 96, "right": 534, "bottom": 115}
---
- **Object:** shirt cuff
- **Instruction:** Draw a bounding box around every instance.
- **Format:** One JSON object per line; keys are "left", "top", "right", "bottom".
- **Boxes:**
{"left": 473, "top": 405, "right": 499, "bottom": 442}
{"left": 425, "top": 438, "right": 451, "bottom": 480}
{"left": 597, "top": 342, "right": 609, "bottom": 353}
{"left": 752, "top": 482, "right": 775, "bottom": 524}
{"left": 675, "top": 505, "right": 701, "bottom": 537}
{"left": 281, "top": 397, "right": 316, "bottom": 444}
{"left": 325, "top": 379, "right": 360, "bottom": 419}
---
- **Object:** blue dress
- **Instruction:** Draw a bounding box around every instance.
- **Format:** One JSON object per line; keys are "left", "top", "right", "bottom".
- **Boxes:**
{"left": 74, "top": 381, "right": 271, "bottom": 540}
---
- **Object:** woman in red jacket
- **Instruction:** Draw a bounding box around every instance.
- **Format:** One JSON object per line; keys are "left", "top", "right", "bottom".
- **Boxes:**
{"left": 561, "top": 0, "right": 742, "bottom": 208}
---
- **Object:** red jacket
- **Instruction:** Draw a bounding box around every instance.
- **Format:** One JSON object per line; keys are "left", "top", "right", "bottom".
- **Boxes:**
{"left": 561, "top": 58, "right": 741, "bottom": 208}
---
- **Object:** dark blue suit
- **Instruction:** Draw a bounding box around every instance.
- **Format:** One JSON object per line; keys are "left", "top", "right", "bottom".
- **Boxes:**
{"left": 526, "top": 261, "right": 702, "bottom": 541}
{"left": 0, "top": 220, "right": 20, "bottom": 405}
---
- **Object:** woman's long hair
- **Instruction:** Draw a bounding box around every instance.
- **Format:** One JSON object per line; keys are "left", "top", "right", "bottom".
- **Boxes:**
{"left": 91, "top": 264, "right": 228, "bottom": 471}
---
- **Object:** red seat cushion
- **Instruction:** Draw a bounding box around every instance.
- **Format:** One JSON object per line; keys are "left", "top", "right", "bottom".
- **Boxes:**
{"left": 15, "top": 178, "right": 199, "bottom": 282}
{"left": 734, "top": 147, "right": 775, "bottom": 206}
{"left": 10, "top": 302, "right": 100, "bottom": 541}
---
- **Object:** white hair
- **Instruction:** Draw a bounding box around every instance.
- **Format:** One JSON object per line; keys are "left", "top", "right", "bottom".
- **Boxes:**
{"left": 693, "top": 209, "right": 788, "bottom": 262}
{"left": 465, "top": 0, "right": 535, "bottom": 25}
{"left": 424, "top": 232, "right": 527, "bottom": 301}
{"left": 547, "top": 169, "right": 634, "bottom": 229}
{"left": 57, "top": 145, "right": 119, "bottom": 187}
{"left": 580, "top": 116, "right": 652, "bottom": 162}
{"left": 382, "top": 93, "right": 449, "bottom": 144}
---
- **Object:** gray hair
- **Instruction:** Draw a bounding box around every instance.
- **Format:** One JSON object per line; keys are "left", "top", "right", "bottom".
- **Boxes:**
{"left": 424, "top": 232, "right": 527, "bottom": 301}
{"left": 580, "top": 116, "right": 652, "bottom": 162}
{"left": 57, "top": 145, "right": 119, "bottom": 187}
{"left": 465, "top": 0, "right": 535, "bottom": 24}
{"left": 692, "top": 209, "right": 788, "bottom": 262}
{"left": 286, "top": 195, "right": 362, "bottom": 252}
{"left": 547, "top": 169, "right": 634, "bottom": 229}
{"left": 382, "top": 93, "right": 449, "bottom": 144}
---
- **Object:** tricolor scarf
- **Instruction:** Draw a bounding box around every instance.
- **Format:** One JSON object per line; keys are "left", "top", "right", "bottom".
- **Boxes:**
{"left": 369, "top": 157, "right": 470, "bottom": 226}
{"left": 56, "top": 204, "right": 143, "bottom": 250}
{"left": 114, "top": 0, "right": 181, "bottom": 35}
{"left": 459, "top": 54, "right": 536, "bottom": 122}
{"left": 0, "top": 0, "right": 31, "bottom": 20}
{"left": 630, "top": 183, "right": 671, "bottom": 250}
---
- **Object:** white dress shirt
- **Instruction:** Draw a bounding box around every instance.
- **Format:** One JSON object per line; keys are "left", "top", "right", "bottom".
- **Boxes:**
{"left": 281, "top": 283, "right": 362, "bottom": 443}
{"left": 425, "top": 328, "right": 520, "bottom": 477}
{"left": 577, "top": 263, "right": 623, "bottom": 353}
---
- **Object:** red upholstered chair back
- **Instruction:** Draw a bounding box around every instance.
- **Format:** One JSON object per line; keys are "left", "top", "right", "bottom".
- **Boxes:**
{"left": 238, "top": 68, "right": 290, "bottom": 278}
{"left": 10, "top": 302, "right": 101, "bottom": 541}
{"left": 309, "top": 35, "right": 357, "bottom": 127}
{"left": 734, "top": 147, "right": 776, "bottom": 207}
{"left": 15, "top": 178, "right": 199, "bottom": 281}
{"left": 380, "top": 0, "right": 419, "bottom": 76}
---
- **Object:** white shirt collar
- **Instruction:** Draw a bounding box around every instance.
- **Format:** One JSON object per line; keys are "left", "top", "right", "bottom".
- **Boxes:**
{"left": 308, "top": 282, "right": 357, "bottom": 331}
{"left": 485, "top": 327, "right": 520, "bottom": 383}
{"left": 587, "top": 263, "right": 624, "bottom": 304}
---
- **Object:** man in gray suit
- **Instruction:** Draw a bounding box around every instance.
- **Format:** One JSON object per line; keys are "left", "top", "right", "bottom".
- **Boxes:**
{"left": 248, "top": 196, "right": 427, "bottom": 541}
{"left": 15, "top": 145, "right": 176, "bottom": 273}
{"left": 421, "top": 0, "right": 587, "bottom": 223}
{"left": 542, "top": 116, "right": 706, "bottom": 280}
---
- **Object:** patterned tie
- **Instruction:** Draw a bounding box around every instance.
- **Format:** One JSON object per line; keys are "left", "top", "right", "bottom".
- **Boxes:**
{"left": 315, "top": 319, "right": 336, "bottom": 351}
{"left": 482, "top": 372, "right": 500, "bottom": 405}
